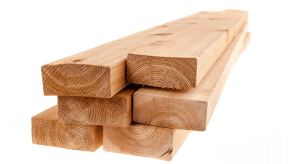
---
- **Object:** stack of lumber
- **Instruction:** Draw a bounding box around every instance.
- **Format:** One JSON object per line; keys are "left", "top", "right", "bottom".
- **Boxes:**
{"left": 32, "top": 9, "right": 250, "bottom": 160}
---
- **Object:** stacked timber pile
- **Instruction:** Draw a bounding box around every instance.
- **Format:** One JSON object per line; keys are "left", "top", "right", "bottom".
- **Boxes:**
{"left": 32, "top": 9, "right": 250, "bottom": 160}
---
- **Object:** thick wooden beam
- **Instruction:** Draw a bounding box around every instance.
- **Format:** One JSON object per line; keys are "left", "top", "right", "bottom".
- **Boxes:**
{"left": 42, "top": 10, "right": 246, "bottom": 97}
{"left": 127, "top": 10, "right": 247, "bottom": 89}
{"left": 133, "top": 30, "right": 250, "bottom": 131}
{"left": 41, "top": 13, "right": 200, "bottom": 98}
{"left": 32, "top": 106, "right": 103, "bottom": 151}
{"left": 103, "top": 124, "right": 190, "bottom": 160}
{"left": 58, "top": 86, "right": 138, "bottom": 127}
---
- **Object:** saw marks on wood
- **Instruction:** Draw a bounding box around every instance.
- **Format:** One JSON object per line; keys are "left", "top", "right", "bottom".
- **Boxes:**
{"left": 133, "top": 29, "right": 249, "bottom": 131}
{"left": 31, "top": 106, "right": 103, "bottom": 151}
{"left": 127, "top": 10, "right": 248, "bottom": 89}
{"left": 103, "top": 124, "right": 189, "bottom": 160}
{"left": 58, "top": 85, "right": 138, "bottom": 127}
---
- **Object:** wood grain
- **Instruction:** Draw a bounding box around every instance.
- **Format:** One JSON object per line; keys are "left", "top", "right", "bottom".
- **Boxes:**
{"left": 133, "top": 29, "right": 250, "bottom": 131}
{"left": 32, "top": 106, "right": 103, "bottom": 151}
{"left": 58, "top": 85, "right": 138, "bottom": 127}
{"left": 127, "top": 10, "right": 247, "bottom": 89}
{"left": 42, "top": 10, "right": 246, "bottom": 97}
{"left": 103, "top": 124, "right": 189, "bottom": 160}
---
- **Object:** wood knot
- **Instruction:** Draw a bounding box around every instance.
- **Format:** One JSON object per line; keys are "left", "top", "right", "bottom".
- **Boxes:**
{"left": 72, "top": 59, "right": 82, "bottom": 63}
{"left": 149, "top": 40, "right": 166, "bottom": 46}
{"left": 159, "top": 25, "right": 168, "bottom": 28}
{"left": 151, "top": 33, "right": 172, "bottom": 36}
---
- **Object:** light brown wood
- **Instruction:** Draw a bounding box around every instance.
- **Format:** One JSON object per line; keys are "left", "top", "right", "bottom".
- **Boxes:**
{"left": 127, "top": 10, "right": 247, "bottom": 89}
{"left": 103, "top": 124, "right": 190, "bottom": 160}
{"left": 41, "top": 13, "right": 199, "bottom": 98}
{"left": 42, "top": 10, "right": 247, "bottom": 97}
{"left": 58, "top": 85, "right": 138, "bottom": 127}
{"left": 31, "top": 106, "right": 103, "bottom": 151}
{"left": 133, "top": 29, "right": 250, "bottom": 131}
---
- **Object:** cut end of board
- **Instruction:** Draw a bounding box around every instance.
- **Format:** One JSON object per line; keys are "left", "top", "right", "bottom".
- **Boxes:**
{"left": 133, "top": 88, "right": 208, "bottom": 131}
{"left": 32, "top": 106, "right": 103, "bottom": 151}
{"left": 41, "top": 64, "right": 112, "bottom": 98}
{"left": 58, "top": 96, "right": 129, "bottom": 126}
{"left": 103, "top": 124, "right": 189, "bottom": 160}
{"left": 57, "top": 85, "right": 138, "bottom": 127}
{"left": 127, "top": 54, "right": 197, "bottom": 89}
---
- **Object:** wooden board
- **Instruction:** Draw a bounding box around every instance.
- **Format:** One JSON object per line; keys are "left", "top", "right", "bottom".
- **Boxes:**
{"left": 133, "top": 29, "right": 250, "bottom": 131}
{"left": 42, "top": 10, "right": 247, "bottom": 97}
{"left": 103, "top": 124, "right": 190, "bottom": 160}
{"left": 58, "top": 85, "right": 138, "bottom": 127}
{"left": 127, "top": 10, "right": 247, "bottom": 89}
{"left": 31, "top": 106, "right": 103, "bottom": 151}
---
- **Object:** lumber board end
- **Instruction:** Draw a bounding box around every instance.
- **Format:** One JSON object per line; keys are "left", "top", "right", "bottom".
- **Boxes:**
{"left": 133, "top": 88, "right": 208, "bottom": 131}
{"left": 41, "top": 64, "right": 112, "bottom": 97}
{"left": 58, "top": 85, "right": 138, "bottom": 127}
{"left": 127, "top": 54, "right": 197, "bottom": 89}
{"left": 31, "top": 106, "right": 103, "bottom": 151}
{"left": 103, "top": 124, "right": 186, "bottom": 160}
{"left": 58, "top": 96, "right": 131, "bottom": 127}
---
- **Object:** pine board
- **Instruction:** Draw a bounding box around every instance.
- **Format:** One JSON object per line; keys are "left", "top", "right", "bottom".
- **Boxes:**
{"left": 58, "top": 85, "right": 138, "bottom": 127}
{"left": 133, "top": 29, "right": 250, "bottom": 131}
{"left": 32, "top": 106, "right": 103, "bottom": 151}
{"left": 103, "top": 124, "right": 189, "bottom": 160}
{"left": 42, "top": 10, "right": 246, "bottom": 97}
{"left": 127, "top": 10, "right": 247, "bottom": 89}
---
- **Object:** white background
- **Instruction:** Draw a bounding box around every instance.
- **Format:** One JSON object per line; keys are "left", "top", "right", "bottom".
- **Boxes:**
{"left": 0, "top": 0, "right": 290, "bottom": 163}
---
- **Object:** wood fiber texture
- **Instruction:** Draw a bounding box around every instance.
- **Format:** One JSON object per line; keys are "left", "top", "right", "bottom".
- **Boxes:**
{"left": 42, "top": 10, "right": 247, "bottom": 97}
{"left": 58, "top": 86, "right": 138, "bottom": 127}
{"left": 133, "top": 29, "right": 250, "bottom": 131}
{"left": 127, "top": 10, "right": 247, "bottom": 89}
{"left": 103, "top": 124, "right": 189, "bottom": 160}
{"left": 32, "top": 106, "right": 103, "bottom": 151}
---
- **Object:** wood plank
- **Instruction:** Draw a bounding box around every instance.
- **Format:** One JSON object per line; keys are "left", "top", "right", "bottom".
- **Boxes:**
{"left": 42, "top": 10, "right": 247, "bottom": 97}
{"left": 103, "top": 124, "right": 190, "bottom": 160}
{"left": 133, "top": 29, "right": 250, "bottom": 131}
{"left": 31, "top": 106, "right": 103, "bottom": 151}
{"left": 58, "top": 85, "right": 138, "bottom": 127}
{"left": 127, "top": 10, "right": 247, "bottom": 89}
